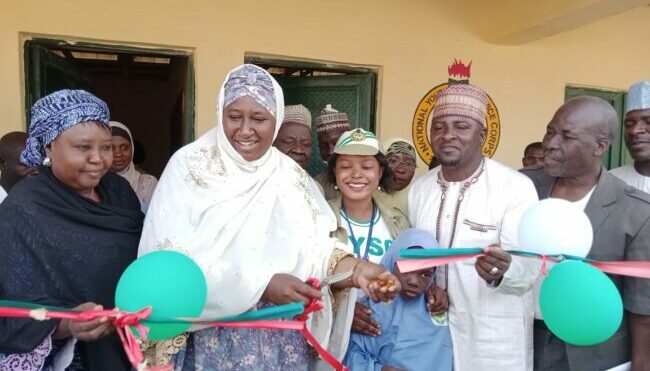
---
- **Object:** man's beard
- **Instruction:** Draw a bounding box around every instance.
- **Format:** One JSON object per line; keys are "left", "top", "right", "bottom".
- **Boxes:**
{"left": 437, "top": 156, "right": 461, "bottom": 167}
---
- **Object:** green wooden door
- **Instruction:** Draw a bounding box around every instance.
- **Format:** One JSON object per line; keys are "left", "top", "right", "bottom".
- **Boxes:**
{"left": 24, "top": 41, "right": 91, "bottom": 124}
{"left": 276, "top": 74, "right": 376, "bottom": 175}
{"left": 564, "top": 87, "right": 630, "bottom": 169}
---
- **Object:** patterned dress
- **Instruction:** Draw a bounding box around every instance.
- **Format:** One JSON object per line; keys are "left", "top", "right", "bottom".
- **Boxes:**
{"left": 172, "top": 327, "right": 310, "bottom": 371}
{"left": 146, "top": 303, "right": 312, "bottom": 371}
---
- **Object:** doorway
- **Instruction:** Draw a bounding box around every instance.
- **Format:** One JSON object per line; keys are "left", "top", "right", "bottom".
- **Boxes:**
{"left": 247, "top": 55, "right": 378, "bottom": 176}
{"left": 23, "top": 38, "right": 195, "bottom": 178}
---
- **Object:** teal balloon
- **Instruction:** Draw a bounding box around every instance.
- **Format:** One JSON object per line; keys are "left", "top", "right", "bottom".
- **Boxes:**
{"left": 115, "top": 251, "right": 207, "bottom": 340}
{"left": 540, "top": 260, "right": 622, "bottom": 346}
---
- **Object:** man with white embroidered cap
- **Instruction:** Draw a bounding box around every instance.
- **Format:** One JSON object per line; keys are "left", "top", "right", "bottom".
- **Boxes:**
{"left": 273, "top": 104, "right": 313, "bottom": 169}
{"left": 611, "top": 80, "right": 650, "bottom": 193}
{"left": 316, "top": 104, "right": 352, "bottom": 162}
{"left": 408, "top": 83, "right": 539, "bottom": 371}
{"left": 314, "top": 104, "right": 352, "bottom": 199}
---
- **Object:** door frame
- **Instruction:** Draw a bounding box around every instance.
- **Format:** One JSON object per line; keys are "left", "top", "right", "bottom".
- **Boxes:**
{"left": 275, "top": 74, "right": 375, "bottom": 132}
{"left": 21, "top": 35, "right": 196, "bottom": 143}
{"left": 244, "top": 53, "right": 380, "bottom": 132}
{"left": 245, "top": 54, "right": 378, "bottom": 74}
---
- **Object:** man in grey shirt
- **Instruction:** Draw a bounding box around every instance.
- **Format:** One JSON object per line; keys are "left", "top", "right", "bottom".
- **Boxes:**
{"left": 521, "top": 96, "right": 650, "bottom": 371}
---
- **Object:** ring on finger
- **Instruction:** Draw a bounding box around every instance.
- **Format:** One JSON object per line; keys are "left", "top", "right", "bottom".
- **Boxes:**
{"left": 490, "top": 266, "right": 499, "bottom": 275}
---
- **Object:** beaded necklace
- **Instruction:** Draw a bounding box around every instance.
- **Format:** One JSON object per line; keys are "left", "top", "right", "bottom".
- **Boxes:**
{"left": 435, "top": 158, "right": 485, "bottom": 287}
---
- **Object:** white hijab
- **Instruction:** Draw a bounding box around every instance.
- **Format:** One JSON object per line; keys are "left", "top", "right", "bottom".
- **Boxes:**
{"left": 138, "top": 65, "right": 338, "bottom": 335}
{"left": 109, "top": 121, "right": 157, "bottom": 212}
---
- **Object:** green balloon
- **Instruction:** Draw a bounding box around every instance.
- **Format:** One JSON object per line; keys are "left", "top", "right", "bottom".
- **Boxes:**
{"left": 540, "top": 260, "right": 623, "bottom": 346}
{"left": 115, "top": 251, "right": 207, "bottom": 340}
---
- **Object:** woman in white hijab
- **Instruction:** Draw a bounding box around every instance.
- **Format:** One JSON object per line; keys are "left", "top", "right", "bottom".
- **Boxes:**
{"left": 109, "top": 121, "right": 158, "bottom": 212}
{"left": 138, "top": 64, "right": 400, "bottom": 370}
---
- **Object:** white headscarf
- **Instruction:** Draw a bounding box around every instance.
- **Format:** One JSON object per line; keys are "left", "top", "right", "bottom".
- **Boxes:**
{"left": 138, "top": 65, "right": 338, "bottom": 336}
{"left": 109, "top": 121, "right": 158, "bottom": 212}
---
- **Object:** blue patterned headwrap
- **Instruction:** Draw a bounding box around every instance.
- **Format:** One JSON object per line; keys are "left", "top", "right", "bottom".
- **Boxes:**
{"left": 223, "top": 64, "right": 276, "bottom": 117}
{"left": 21, "top": 89, "right": 110, "bottom": 167}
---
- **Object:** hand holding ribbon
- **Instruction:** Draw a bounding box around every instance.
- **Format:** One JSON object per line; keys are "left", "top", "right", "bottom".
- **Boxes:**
{"left": 396, "top": 247, "right": 650, "bottom": 280}
{"left": 475, "top": 245, "right": 512, "bottom": 282}
{"left": 261, "top": 273, "right": 323, "bottom": 306}
{"left": 53, "top": 302, "right": 113, "bottom": 341}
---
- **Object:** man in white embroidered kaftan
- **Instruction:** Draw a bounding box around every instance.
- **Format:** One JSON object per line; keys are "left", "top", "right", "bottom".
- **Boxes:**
{"left": 408, "top": 83, "right": 540, "bottom": 371}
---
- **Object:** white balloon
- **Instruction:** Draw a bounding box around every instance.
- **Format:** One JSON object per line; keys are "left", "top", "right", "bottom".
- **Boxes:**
{"left": 517, "top": 198, "right": 593, "bottom": 258}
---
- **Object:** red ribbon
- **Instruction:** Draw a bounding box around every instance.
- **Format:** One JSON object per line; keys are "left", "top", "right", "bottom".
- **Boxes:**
{"left": 197, "top": 319, "right": 305, "bottom": 331}
{"left": 112, "top": 307, "right": 172, "bottom": 371}
{"left": 540, "top": 255, "right": 548, "bottom": 275}
{"left": 299, "top": 278, "right": 349, "bottom": 371}
{"left": 396, "top": 254, "right": 484, "bottom": 273}
{"left": 0, "top": 278, "right": 349, "bottom": 371}
{"left": 397, "top": 253, "right": 650, "bottom": 280}
{"left": 589, "top": 260, "right": 650, "bottom": 279}
{"left": 0, "top": 306, "right": 168, "bottom": 371}
{"left": 301, "top": 323, "right": 348, "bottom": 371}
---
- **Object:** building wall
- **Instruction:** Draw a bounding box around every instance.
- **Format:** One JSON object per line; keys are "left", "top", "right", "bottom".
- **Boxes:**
{"left": 1, "top": 0, "right": 649, "bottom": 169}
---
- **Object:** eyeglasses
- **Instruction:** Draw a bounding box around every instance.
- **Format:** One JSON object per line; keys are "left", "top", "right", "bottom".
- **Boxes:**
{"left": 387, "top": 157, "right": 417, "bottom": 170}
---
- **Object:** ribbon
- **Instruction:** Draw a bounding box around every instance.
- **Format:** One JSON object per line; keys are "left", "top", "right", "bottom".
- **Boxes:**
{"left": 302, "top": 324, "right": 347, "bottom": 371}
{"left": 299, "top": 278, "right": 349, "bottom": 371}
{"left": 395, "top": 253, "right": 484, "bottom": 272}
{"left": 0, "top": 306, "right": 123, "bottom": 321}
{"left": 111, "top": 307, "right": 173, "bottom": 371}
{"left": 540, "top": 255, "right": 548, "bottom": 275}
{"left": 196, "top": 320, "right": 304, "bottom": 331}
{"left": 0, "top": 305, "right": 168, "bottom": 371}
{"left": 0, "top": 278, "right": 349, "bottom": 371}
{"left": 396, "top": 248, "right": 650, "bottom": 279}
{"left": 589, "top": 260, "right": 650, "bottom": 279}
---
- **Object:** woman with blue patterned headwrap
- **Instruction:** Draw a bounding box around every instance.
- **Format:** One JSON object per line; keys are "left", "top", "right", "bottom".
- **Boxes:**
{"left": 0, "top": 89, "right": 143, "bottom": 371}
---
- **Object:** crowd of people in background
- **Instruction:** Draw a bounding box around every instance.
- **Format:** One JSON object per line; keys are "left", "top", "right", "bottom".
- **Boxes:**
{"left": 0, "top": 64, "right": 648, "bottom": 371}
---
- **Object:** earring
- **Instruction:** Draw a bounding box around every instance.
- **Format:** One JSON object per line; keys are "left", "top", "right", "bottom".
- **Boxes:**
{"left": 378, "top": 185, "right": 382, "bottom": 191}
{"left": 42, "top": 157, "right": 52, "bottom": 167}
{"left": 334, "top": 185, "right": 339, "bottom": 191}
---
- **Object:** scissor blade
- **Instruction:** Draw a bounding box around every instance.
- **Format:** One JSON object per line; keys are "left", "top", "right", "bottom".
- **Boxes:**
{"left": 320, "top": 270, "right": 353, "bottom": 290}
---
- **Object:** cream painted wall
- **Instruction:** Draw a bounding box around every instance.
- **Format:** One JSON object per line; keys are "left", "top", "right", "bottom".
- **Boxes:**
{"left": 1, "top": 0, "right": 648, "bottom": 170}
{"left": 461, "top": 0, "right": 647, "bottom": 44}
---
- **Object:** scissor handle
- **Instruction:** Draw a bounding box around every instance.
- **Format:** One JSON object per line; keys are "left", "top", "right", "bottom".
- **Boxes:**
{"left": 305, "top": 277, "right": 320, "bottom": 290}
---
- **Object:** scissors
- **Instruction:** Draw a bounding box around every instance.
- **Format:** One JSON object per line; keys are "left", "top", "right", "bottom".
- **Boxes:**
{"left": 307, "top": 270, "right": 353, "bottom": 291}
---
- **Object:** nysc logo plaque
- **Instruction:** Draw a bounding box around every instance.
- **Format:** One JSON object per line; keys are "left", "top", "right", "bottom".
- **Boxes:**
{"left": 411, "top": 59, "right": 501, "bottom": 165}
